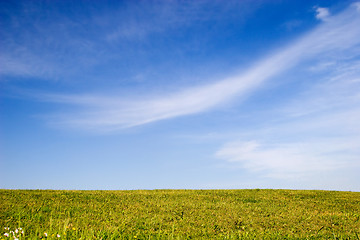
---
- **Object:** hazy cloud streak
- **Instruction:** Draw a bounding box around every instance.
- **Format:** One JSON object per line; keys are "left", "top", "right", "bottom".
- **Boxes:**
{"left": 315, "top": 7, "right": 330, "bottom": 21}
{"left": 42, "top": 3, "right": 360, "bottom": 131}
{"left": 215, "top": 10, "right": 360, "bottom": 180}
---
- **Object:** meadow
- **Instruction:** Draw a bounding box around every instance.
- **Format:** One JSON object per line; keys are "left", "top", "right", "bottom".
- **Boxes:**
{"left": 1, "top": 189, "right": 359, "bottom": 239}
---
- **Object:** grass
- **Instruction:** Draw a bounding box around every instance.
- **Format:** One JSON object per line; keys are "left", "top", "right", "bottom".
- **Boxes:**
{"left": 1, "top": 189, "right": 360, "bottom": 239}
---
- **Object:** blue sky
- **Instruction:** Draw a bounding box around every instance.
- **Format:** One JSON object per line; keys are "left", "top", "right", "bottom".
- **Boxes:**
{"left": 1, "top": 0, "right": 360, "bottom": 191}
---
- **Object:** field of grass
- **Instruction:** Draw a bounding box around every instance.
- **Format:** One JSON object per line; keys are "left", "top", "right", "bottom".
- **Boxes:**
{"left": 1, "top": 189, "right": 360, "bottom": 239}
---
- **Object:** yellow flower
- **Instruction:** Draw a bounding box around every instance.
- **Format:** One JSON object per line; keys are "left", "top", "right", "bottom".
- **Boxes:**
{"left": 72, "top": 228, "right": 76, "bottom": 231}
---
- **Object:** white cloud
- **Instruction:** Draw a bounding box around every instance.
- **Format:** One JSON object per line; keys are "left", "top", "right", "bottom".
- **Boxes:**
{"left": 354, "top": 2, "right": 360, "bottom": 11}
{"left": 36, "top": 3, "right": 360, "bottom": 132}
{"left": 215, "top": 93, "right": 360, "bottom": 180}
{"left": 0, "top": 1, "right": 256, "bottom": 80}
{"left": 212, "top": 67, "right": 360, "bottom": 184}
{"left": 315, "top": 7, "right": 330, "bottom": 21}
{"left": 215, "top": 29, "right": 360, "bottom": 182}
{"left": 215, "top": 139, "right": 355, "bottom": 179}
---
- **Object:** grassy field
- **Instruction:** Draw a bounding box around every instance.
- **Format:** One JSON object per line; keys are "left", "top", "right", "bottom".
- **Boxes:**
{"left": 1, "top": 189, "right": 360, "bottom": 239}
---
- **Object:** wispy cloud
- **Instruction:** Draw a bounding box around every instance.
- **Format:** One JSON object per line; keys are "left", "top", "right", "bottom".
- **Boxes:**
{"left": 314, "top": 7, "right": 330, "bottom": 21}
{"left": 215, "top": 138, "right": 359, "bottom": 179}
{"left": 215, "top": 78, "right": 360, "bottom": 177}
{"left": 215, "top": 2, "right": 360, "bottom": 181}
{"left": 215, "top": 106, "right": 360, "bottom": 181}
{"left": 215, "top": 109, "right": 360, "bottom": 179}
{"left": 39, "top": 3, "right": 360, "bottom": 132}
{"left": 0, "top": 0, "right": 257, "bottom": 80}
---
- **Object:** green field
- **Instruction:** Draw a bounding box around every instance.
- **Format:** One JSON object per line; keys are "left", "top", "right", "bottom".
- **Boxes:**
{"left": 1, "top": 189, "right": 360, "bottom": 239}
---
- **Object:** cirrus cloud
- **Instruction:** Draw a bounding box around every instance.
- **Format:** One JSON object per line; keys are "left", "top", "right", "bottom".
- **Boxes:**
{"left": 38, "top": 2, "right": 360, "bottom": 132}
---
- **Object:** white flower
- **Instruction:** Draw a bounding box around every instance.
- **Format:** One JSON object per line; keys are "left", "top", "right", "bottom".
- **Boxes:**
{"left": 15, "top": 229, "right": 18, "bottom": 233}
{"left": 4, "top": 232, "right": 9, "bottom": 237}
{"left": 44, "top": 232, "right": 48, "bottom": 237}
{"left": 57, "top": 234, "right": 61, "bottom": 238}
{"left": 14, "top": 238, "right": 19, "bottom": 240}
